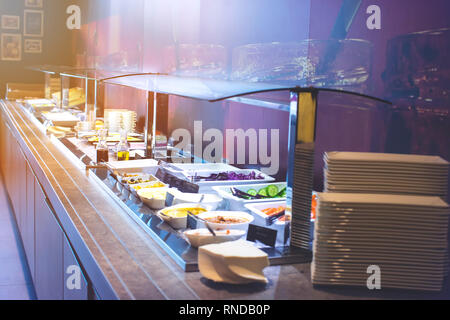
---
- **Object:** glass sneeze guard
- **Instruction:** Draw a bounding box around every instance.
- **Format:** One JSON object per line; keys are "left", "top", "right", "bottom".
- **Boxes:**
{"left": 28, "top": 65, "right": 151, "bottom": 121}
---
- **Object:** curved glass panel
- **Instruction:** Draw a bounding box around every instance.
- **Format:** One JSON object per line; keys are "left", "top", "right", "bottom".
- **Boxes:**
{"left": 27, "top": 65, "right": 79, "bottom": 75}
{"left": 103, "top": 74, "right": 291, "bottom": 102}
{"left": 28, "top": 65, "right": 138, "bottom": 81}
{"left": 102, "top": 73, "right": 391, "bottom": 104}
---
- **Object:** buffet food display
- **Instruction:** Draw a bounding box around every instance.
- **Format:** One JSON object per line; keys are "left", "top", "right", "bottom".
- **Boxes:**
{"left": 91, "top": 159, "right": 317, "bottom": 280}
{"left": 23, "top": 93, "right": 318, "bottom": 279}
{"left": 23, "top": 91, "right": 313, "bottom": 278}
{"left": 20, "top": 67, "right": 321, "bottom": 284}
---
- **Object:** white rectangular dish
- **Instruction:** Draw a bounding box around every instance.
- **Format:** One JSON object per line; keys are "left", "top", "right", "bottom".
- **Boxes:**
{"left": 245, "top": 199, "right": 316, "bottom": 246}
{"left": 213, "top": 182, "right": 286, "bottom": 211}
{"left": 107, "top": 159, "right": 159, "bottom": 176}
{"left": 180, "top": 169, "right": 275, "bottom": 193}
{"left": 41, "top": 111, "right": 80, "bottom": 127}
{"left": 244, "top": 201, "right": 287, "bottom": 245}
{"left": 166, "top": 162, "right": 239, "bottom": 172}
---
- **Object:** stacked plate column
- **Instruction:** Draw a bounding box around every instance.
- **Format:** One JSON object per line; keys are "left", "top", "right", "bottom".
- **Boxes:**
{"left": 312, "top": 193, "right": 449, "bottom": 291}
{"left": 287, "top": 91, "right": 317, "bottom": 250}
{"left": 291, "top": 144, "right": 315, "bottom": 248}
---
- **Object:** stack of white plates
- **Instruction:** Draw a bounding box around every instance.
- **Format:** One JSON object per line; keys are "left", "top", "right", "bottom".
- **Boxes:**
{"left": 324, "top": 152, "right": 449, "bottom": 200}
{"left": 104, "top": 109, "right": 122, "bottom": 132}
{"left": 312, "top": 193, "right": 449, "bottom": 291}
{"left": 121, "top": 111, "right": 137, "bottom": 133}
{"left": 104, "top": 109, "right": 137, "bottom": 133}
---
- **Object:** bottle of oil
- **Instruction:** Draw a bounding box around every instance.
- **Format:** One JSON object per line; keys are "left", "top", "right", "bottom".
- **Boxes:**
{"left": 96, "top": 129, "right": 109, "bottom": 163}
{"left": 116, "top": 129, "right": 130, "bottom": 161}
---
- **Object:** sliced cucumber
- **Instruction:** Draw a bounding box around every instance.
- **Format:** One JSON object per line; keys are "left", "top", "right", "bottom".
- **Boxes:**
{"left": 266, "top": 185, "right": 279, "bottom": 198}
{"left": 258, "top": 188, "right": 268, "bottom": 197}
{"left": 258, "top": 188, "right": 267, "bottom": 197}
{"left": 247, "top": 189, "right": 258, "bottom": 196}
{"left": 277, "top": 187, "right": 287, "bottom": 198}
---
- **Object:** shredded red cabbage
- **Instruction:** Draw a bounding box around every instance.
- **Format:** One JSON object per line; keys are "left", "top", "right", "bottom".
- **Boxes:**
{"left": 191, "top": 171, "right": 264, "bottom": 182}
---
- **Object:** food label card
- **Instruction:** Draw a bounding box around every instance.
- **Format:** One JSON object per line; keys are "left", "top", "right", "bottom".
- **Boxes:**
{"left": 247, "top": 224, "right": 278, "bottom": 247}
{"left": 165, "top": 191, "right": 175, "bottom": 207}
{"left": 186, "top": 214, "right": 198, "bottom": 230}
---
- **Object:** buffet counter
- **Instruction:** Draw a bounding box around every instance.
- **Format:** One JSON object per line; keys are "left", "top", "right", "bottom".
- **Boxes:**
{"left": 2, "top": 100, "right": 446, "bottom": 300}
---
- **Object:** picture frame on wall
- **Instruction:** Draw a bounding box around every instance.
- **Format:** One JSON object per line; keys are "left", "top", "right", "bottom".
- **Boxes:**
{"left": 25, "top": 0, "right": 43, "bottom": 8}
{"left": 1, "top": 15, "right": 20, "bottom": 30}
{"left": 1, "top": 33, "right": 22, "bottom": 61}
{"left": 24, "top": 39, "right": 42, "bottom": 53}
{"left": 24, "top": 10, "right": 44, "bottom": 37}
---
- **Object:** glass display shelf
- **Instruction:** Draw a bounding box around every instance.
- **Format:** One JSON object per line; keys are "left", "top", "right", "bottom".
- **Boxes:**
{"left": 28, "top": 65, "right": 391, "bottom": 107}
{"left": 27, "top": 65, "right": 80, "bottom": 75}
{"left": 103, "top": 74, "right": 291, "bottom": 102}
{"left": 59, "top": 69, "right": 149, "bottom": 82}
{"left": 27, "top": 65, "right": 158, "bottom": 120}
{"left": 102, "top": 73, "right": 391, "bottom": 104}
{"left": 27, "top": 65, "right": 145, "bottom": 81}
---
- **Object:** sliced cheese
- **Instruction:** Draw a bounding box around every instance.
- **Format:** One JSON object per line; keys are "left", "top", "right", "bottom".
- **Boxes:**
{"left": 198, "top": 240, "right": 269, "bottom": 284}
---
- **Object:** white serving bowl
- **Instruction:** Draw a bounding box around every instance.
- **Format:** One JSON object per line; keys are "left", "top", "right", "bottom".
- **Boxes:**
{"left": 137, "top": 187, "right": 170, "bottom": 210}
{"left": 172, "top": 191, "right": 223, "bottom": 210}
{"left": 183, "top": 229, "right": 246, "bottom": 248}
{"left": 157, "top": 203, "right": 212, "bottom": 229}
{"left": 196, "top": 211, "right": 254, "bottom": 231}
{"left": 107, "top": 159, "right": 159, "bottom": 176}
{"left": 131, "top": 181, "right": 168, "bottom": 194}
{"left": 120, "top": 173, "right": 158, "bottom": 185}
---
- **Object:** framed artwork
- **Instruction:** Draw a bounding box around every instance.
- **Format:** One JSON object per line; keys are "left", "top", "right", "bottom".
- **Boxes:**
{"left": 1, "top": 33, "right": 22, "bottom": 61}
{"left": 1, "top": 15, "right": 20, "bottom": 30}
{"left": 24, "top": 38, "right": 42, "bottom": 53}
{"left": 25, "top": 0, "right": 43, "bottom": 8}
{"left": 24, "top": 10, "right": 44, "bottom": 37}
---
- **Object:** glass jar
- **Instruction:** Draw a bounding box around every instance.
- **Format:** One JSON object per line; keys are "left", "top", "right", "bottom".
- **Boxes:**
{"left": 96, "top": 129, "right": 109, "bottom": 163}
{"left": 116, "top": 129, "right": 130, "bottom": 161}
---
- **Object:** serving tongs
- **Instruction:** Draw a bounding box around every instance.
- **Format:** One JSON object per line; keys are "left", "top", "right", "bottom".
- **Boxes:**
{"left": 230, "top": 187, "right": 268, "bottom": 200}
{"left": 266, "top": 210, "right": 286, "bottom": 226}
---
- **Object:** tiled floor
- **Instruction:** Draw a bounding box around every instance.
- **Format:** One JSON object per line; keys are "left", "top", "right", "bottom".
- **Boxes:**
{"left": 0, "top": 181, "right": 36, "bottom": 300}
